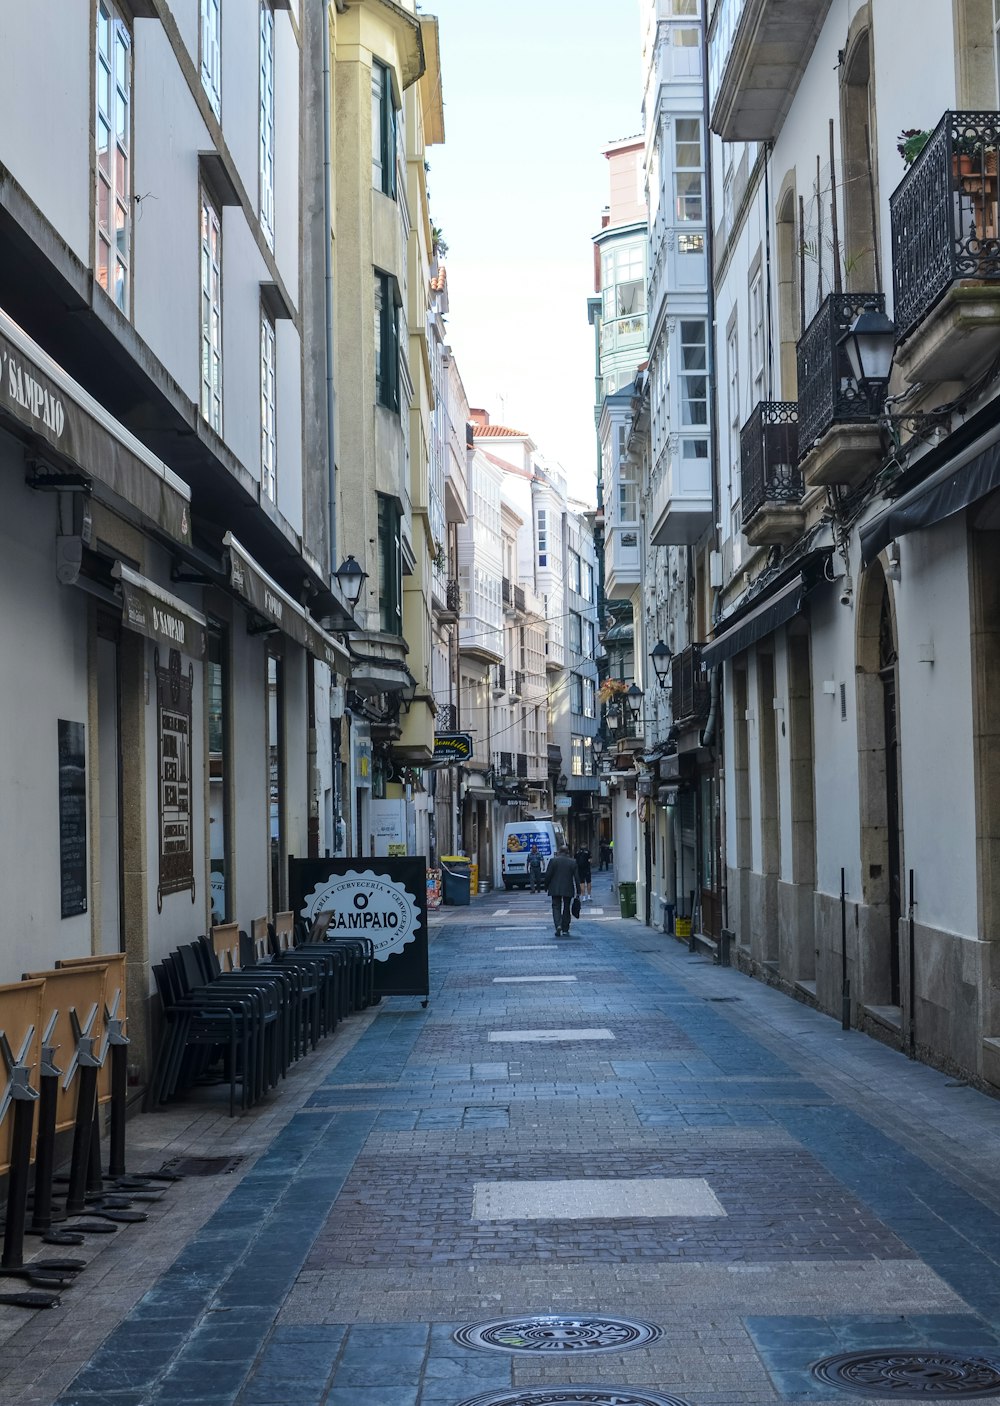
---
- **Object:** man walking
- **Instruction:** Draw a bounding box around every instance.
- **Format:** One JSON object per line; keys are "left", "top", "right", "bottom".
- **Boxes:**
{"left": 545, "top": 844, "right": 580, "bottom": 938}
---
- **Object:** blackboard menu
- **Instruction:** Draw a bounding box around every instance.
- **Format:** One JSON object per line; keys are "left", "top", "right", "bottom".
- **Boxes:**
{"left": 58, "top": 719, "right": 87, "bottom": 918}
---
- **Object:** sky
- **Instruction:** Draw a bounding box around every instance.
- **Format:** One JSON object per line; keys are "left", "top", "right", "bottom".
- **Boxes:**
{"left": 422, "top": 1, "right": 643, "bottom": 506}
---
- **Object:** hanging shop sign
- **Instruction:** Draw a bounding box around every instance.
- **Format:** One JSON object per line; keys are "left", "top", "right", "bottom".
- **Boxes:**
{"left": 432, "top": 732, "right": 474, "bottom": 764}
{"left": 289, "top": 856, "right": 429, "bottom": 1001}
{"left": 224, "top": 533, "right": 348, "bottom": 670}
{"left": 155, "top": 648, "right": 196, "bottom": 912}
{"left": 112, "top": 562, "right": 207, "bottom": 659}
{"left": 57, "top": 719, "right": 87, "bottom": 918}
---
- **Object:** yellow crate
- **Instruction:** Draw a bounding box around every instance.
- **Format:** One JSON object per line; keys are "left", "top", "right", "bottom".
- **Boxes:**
{"left": 674, "top": 917, "right": 692, "bottom": 938}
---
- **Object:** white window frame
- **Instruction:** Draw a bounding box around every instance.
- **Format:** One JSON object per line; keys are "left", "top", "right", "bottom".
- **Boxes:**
{"left": 571, "top": 736, "right": 584, "bottom": 777}
{"left": 259, "top": 1, "right": 275, "bottom": 248}
{"left": 96, "top": 1, "right": 131, "bottom": 313}
{"left": 583, "top": 677, "right": 595, "bottom": 719}
{"left": 260, "top": 309, "right": 277, "bottom": 500}
{"left": 750, "top": 267, "right": 765, "bottom": 398}
{"left": 679, "top": 320, "right": 708, "bottom": 428}
{"left": 537, "top": 508, "right": 548, "bottom": 567}
{"left": 200, "top": 189, "right": 223, "bottom": 432}
{"left": 200, "top": 0, "right": 222, "bottom": 118}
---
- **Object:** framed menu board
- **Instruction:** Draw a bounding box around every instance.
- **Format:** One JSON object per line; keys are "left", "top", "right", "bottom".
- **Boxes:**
{"left": 58, "top": 719, "right": 87, "bottom": 918}
{"left": 155, "top": 647, "right": 196, "bottom": 911}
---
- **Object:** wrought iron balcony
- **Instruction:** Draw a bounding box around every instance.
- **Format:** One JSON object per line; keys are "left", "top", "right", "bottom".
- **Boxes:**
{"left": 446, "top": 578, "right": 461, "bottom": 613}
{"left": 797, "top": 292, "right": 887, "bottom": 457}
{"left": 514, "top": 584, "right": 526, "bottom": 613}
{"left": 502, "top": 576, "right": 512, "bottom": 607}
{"left": 516, "top": 752, "right": 529, "bottom": 779}
{"left": 495, "top": 663, "right": 507, "bottom": 693}
{"left": 741, "top": 402, "right": 801, "bottom": 523}
{"left": 671, "top": 645, "right": 710, "bottom": 728}
{"left": 891, "top": 111, "right": 1000, "bottom": 371}
{"left": 436, "top": 702, "right": 456, "bottom": 731}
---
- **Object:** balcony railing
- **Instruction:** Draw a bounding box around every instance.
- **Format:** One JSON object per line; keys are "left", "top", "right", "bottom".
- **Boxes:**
{"left": 514, "top": 584, "right": 526, "bottom": 613}
{"left": 516, "top": 752, "right": 529, "bottom": 778}
{"left": 502, "top": 576, "right": 512, "bottom": 607}
{"left": 446, "top": 578, "right": 460, "bottom": 613}
{"left": 797, "top": 292, "right": 887, "bottom": 456}
{"left": 891, "top": 111, "right": 1000, "bottom": 343}
{"left": 511, "top": 670, "right": 524, "bottom": 698}
{"left": 436, "top": 702, "right": 456, "bottom": 731}
{"left": 498, "top": 750, "right": 513, "bottom": 774}
{"left": 740, "top": 402, "right": 802, "bottom": 527}
{"left": 671, "top": 645, "right": 710, "bottom": 727}
{"left": 495, "top": 663, "right": 507, "bottom": 692}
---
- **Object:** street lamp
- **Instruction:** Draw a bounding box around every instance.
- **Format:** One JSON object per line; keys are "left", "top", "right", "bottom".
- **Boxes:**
{"left": 838, "top": 309, "right": 896, "bottom": 396}
{"left": 626, "top": 683, "right": 643, "bottom": 721}
{"left": 651, "top": 640, "right": 672, "bottom": 689}
{"left": 606, "top": 701, "right": 622, "bottom": 735}
{"left": 334, "top": 554, "right": 368, "bottom": 606}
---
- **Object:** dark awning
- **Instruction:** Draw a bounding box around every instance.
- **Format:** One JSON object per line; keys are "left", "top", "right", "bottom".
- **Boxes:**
{"left": 0, "top": 309, "right": 191, "bottom": 544}
{"left": 860, "top": 427, "right": 1000, "bottom": 567}
{"left": 112, "top": 562, "right": 207, "bottom": 659}
{"left": 224, "top": 533, "right": 349, "bottom": 672}
{"left": 701, "top": 575, "right": 806, "bottom": 670}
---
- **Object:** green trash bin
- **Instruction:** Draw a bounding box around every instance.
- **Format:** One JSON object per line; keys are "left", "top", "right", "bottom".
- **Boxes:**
{"left": 441, "top": 857, "right": 471, "bottom": 907}
{"left": 619, "top": 881, "right": 637, "bottom": 919}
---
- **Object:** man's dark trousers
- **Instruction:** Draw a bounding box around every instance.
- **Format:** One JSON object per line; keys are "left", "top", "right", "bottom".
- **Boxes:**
{"left": 551, "top": 895, "right": 572, "bottom": 934}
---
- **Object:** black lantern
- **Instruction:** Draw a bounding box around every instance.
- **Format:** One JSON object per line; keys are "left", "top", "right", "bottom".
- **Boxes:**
{"left": 651, "top": 640, "right": 672, "bottom": 688}
{"left": 838, "top": 309, "right": 896, "bottom": 393}
{"left": 334, "top": 554, "right": 368, "bottom": 606}
{"left": 606, "top": 701, "right": 622, "bottom": 734}
{"left": 626, "top": 683, "right": 643, "bottom": 720}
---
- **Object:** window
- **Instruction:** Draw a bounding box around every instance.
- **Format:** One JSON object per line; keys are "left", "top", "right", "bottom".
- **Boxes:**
{"left": 679, "top": 320, "right": 708, "bottom": 427}
{"left": 377, "top": 494, "right": 402, "bottom": 635}
{"left": 616, "top": 243, "right": 645, "bottom": 317}
{"left": 571, "top": 736, "right": 584, "bottom": 777}
{"left": 371, "top": 60, "right": 397, "bottom": 198}
{"left": 375, "top": 272, "right": 400, "bottom": 412}
{"left": 619, "top": 473, "right": 638, "bottom": 522}
{"left": 675, "top": 116, "right": 703, "bottom": 223}
{"left": 96, "top": 2, "right": 131, "bottom": 312}
{"left": 585, "top": 620, "right": 596, "bottom": 655}
{"left": 583, "top": 562, "right": 594, "bottom": 604}
{"left": 583, "top": 735, "right": 594, "bottom": 775}
{"left": 537, "top": 509, "right": 548, "bottom": 567}
{"left": 200, "top": 190, "right": 223, "bottom": 432}
{"left": 200, "top": 0, "right": 221, "bottom": 117}
{"left": 570, "top": 674, "right": 583, "bottom": 715}
{"left": 260, "top": 310, "right": 276, "bottom": 500}
{"left": 569, "top": 611, "right": 582, "bottom": 653}
{"left": 583, "top": 677, "right": 595, "bottom": 719}
{"left": 750, "top": 267, "right": 765, "bottom": 398}
{"left": 259, "top": 1, "right": 275, "bottom": 247}
{"left": 569, "top": 550, "right": 582, "bottom": 594}
{"left": 727, "top": 322, "right": 740, "bottom": 474}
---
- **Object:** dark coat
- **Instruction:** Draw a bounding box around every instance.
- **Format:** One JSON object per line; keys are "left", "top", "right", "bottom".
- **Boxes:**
{"left": 545, "top": 853, "right": 580, "bottom": 897}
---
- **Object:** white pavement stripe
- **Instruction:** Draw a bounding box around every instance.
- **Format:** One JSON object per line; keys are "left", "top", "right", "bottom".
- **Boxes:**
{"left": 494, "top": 944, "right": 559, "bottom": 951}
{"left": 492, "top": 975, "right": 577, "bottom": 984}
{"left": 473, "top": 1178, "right": 727, "bottom": 1221}
{"left": 492, "top": 908, "right": 510, "bottom": 916}
{"left": 487, "top": 1028, "right": 615, "bottom": 1043}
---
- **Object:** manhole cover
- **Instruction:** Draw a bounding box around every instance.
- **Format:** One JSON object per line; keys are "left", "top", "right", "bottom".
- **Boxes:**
{"left": 457, "top": 1392, "right": 690, "bottom": 1406}
{"left": 455, "top": 1315, "right": 661, "bottom": 1355}
{"left": 812, "top": 1350, "right": 1000, "bottom": 1397}
{"left": 160, "top": 1156, "right": 244, "bottom": 1177}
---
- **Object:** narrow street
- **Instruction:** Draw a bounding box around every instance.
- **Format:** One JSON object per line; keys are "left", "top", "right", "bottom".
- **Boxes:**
{"left": 4, "top": 877, "right": 1000, "bottom": 1406}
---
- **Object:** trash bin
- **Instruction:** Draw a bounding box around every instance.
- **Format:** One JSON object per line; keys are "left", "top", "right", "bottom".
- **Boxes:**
{"left": 619, "top": 881, "right": 637, "bottom": 919}
{"left": 440, "top": 856, "right": 471, "bottom": 907}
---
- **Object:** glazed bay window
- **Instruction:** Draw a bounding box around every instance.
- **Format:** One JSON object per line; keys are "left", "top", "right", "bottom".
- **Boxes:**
{"left": 96, "top": 2, "right": 131, "bottom": 312}
{"left": 571, "top": 736, "right": 584, "bottom": 778}
{"left": 374, "top": 272, "right": 400, "bottom": 412}
{"left": 200, "top": 190, "right": 223, "bottom": 432}
{"left": 371, "top": 60, "right": 398, "bottom": 198}
{"left": 680, "top": 320, "right": 708, "bottom": 427}
{"left": 377, "top": 494, "right": 402, "bottom": 636}
{"left": 200, "top": 0, "right": 221, "bottom": 117}
{"left": 259, "top": 1, "right": 275, "bottom": 247}
{"left": 260, "top": 310, "right": 276, "bottom": 500}
{"left": 537, "top": 509, "right": 548, "bottom": 567}
{"left": 675, "top": 116, "right": 703, "bottom": 224}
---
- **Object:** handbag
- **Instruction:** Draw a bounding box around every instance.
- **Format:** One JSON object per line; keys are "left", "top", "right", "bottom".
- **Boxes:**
{"left": 571, "top": 896, "right": 581, "bottom": 919}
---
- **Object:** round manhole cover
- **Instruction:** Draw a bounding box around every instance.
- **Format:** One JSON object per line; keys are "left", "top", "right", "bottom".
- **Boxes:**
{"left": 454, "top": 1315, "right": 661, "bottom": 1355}
{"left": 456, "top": 1392, "right": 690, "bottom": 1406}
{"left": 812, "top": 1350, "right": 1000, "bottom": 1398}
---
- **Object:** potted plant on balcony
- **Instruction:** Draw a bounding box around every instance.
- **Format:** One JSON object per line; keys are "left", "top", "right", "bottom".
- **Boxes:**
{"left": 897, "top": 129, "right": 932, "bottom": 166}
{"left": 597, "top": 678, "right": 628, "bottom": 706}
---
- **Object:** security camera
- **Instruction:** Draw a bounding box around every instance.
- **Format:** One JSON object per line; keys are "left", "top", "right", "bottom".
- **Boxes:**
{"left": 840, "top": 584, "right": 853, "bottom": 608}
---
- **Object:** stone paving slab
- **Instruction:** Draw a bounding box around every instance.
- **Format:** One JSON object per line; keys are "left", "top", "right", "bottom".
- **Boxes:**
{"left": 5, "top": 876, "right": 1000, "bottom": 1404}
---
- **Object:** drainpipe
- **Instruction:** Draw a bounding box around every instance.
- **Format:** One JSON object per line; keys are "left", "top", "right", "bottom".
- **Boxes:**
{"left": 324, "top": 1, "right": 344, "bottom": 574}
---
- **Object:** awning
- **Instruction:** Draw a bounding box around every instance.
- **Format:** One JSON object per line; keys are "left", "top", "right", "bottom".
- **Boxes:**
{"left": 701, "top": 574, "right": 807, "bottom": 670}
{"left": 860, "top": 426, "right": 1000, "bottom": 567}
{"left": 111, "top": 562, "right": 207, "bottom": 659}
{"left": 0, "top": 308, "right": 192, "bottom": 544}
{"left": 224, "top": 533, "right": 349, "bottom": 672}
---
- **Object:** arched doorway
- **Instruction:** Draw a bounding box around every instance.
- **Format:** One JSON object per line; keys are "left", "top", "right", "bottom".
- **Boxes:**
{"left": 857, "top": 560, "right": 903, "bottom": 1009}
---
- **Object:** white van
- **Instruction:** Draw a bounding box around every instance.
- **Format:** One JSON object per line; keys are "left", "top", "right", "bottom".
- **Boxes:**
{"left": 500, "top": 819, "right": 566, "bottom": 890}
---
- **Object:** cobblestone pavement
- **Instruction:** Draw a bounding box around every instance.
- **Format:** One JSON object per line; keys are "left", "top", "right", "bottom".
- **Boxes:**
{"left": 8, "top": 872, "right": 1000, "bottom": 1405}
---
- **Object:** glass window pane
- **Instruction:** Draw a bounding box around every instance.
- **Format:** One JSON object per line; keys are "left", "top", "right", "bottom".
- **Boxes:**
{"left": 675, "top": 172, "right": 703, "bottom": 221}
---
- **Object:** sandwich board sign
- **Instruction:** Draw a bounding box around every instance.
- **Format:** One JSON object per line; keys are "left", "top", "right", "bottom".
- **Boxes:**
{"left": 288, "top": 855, "right": 429, "bottom": 1002}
